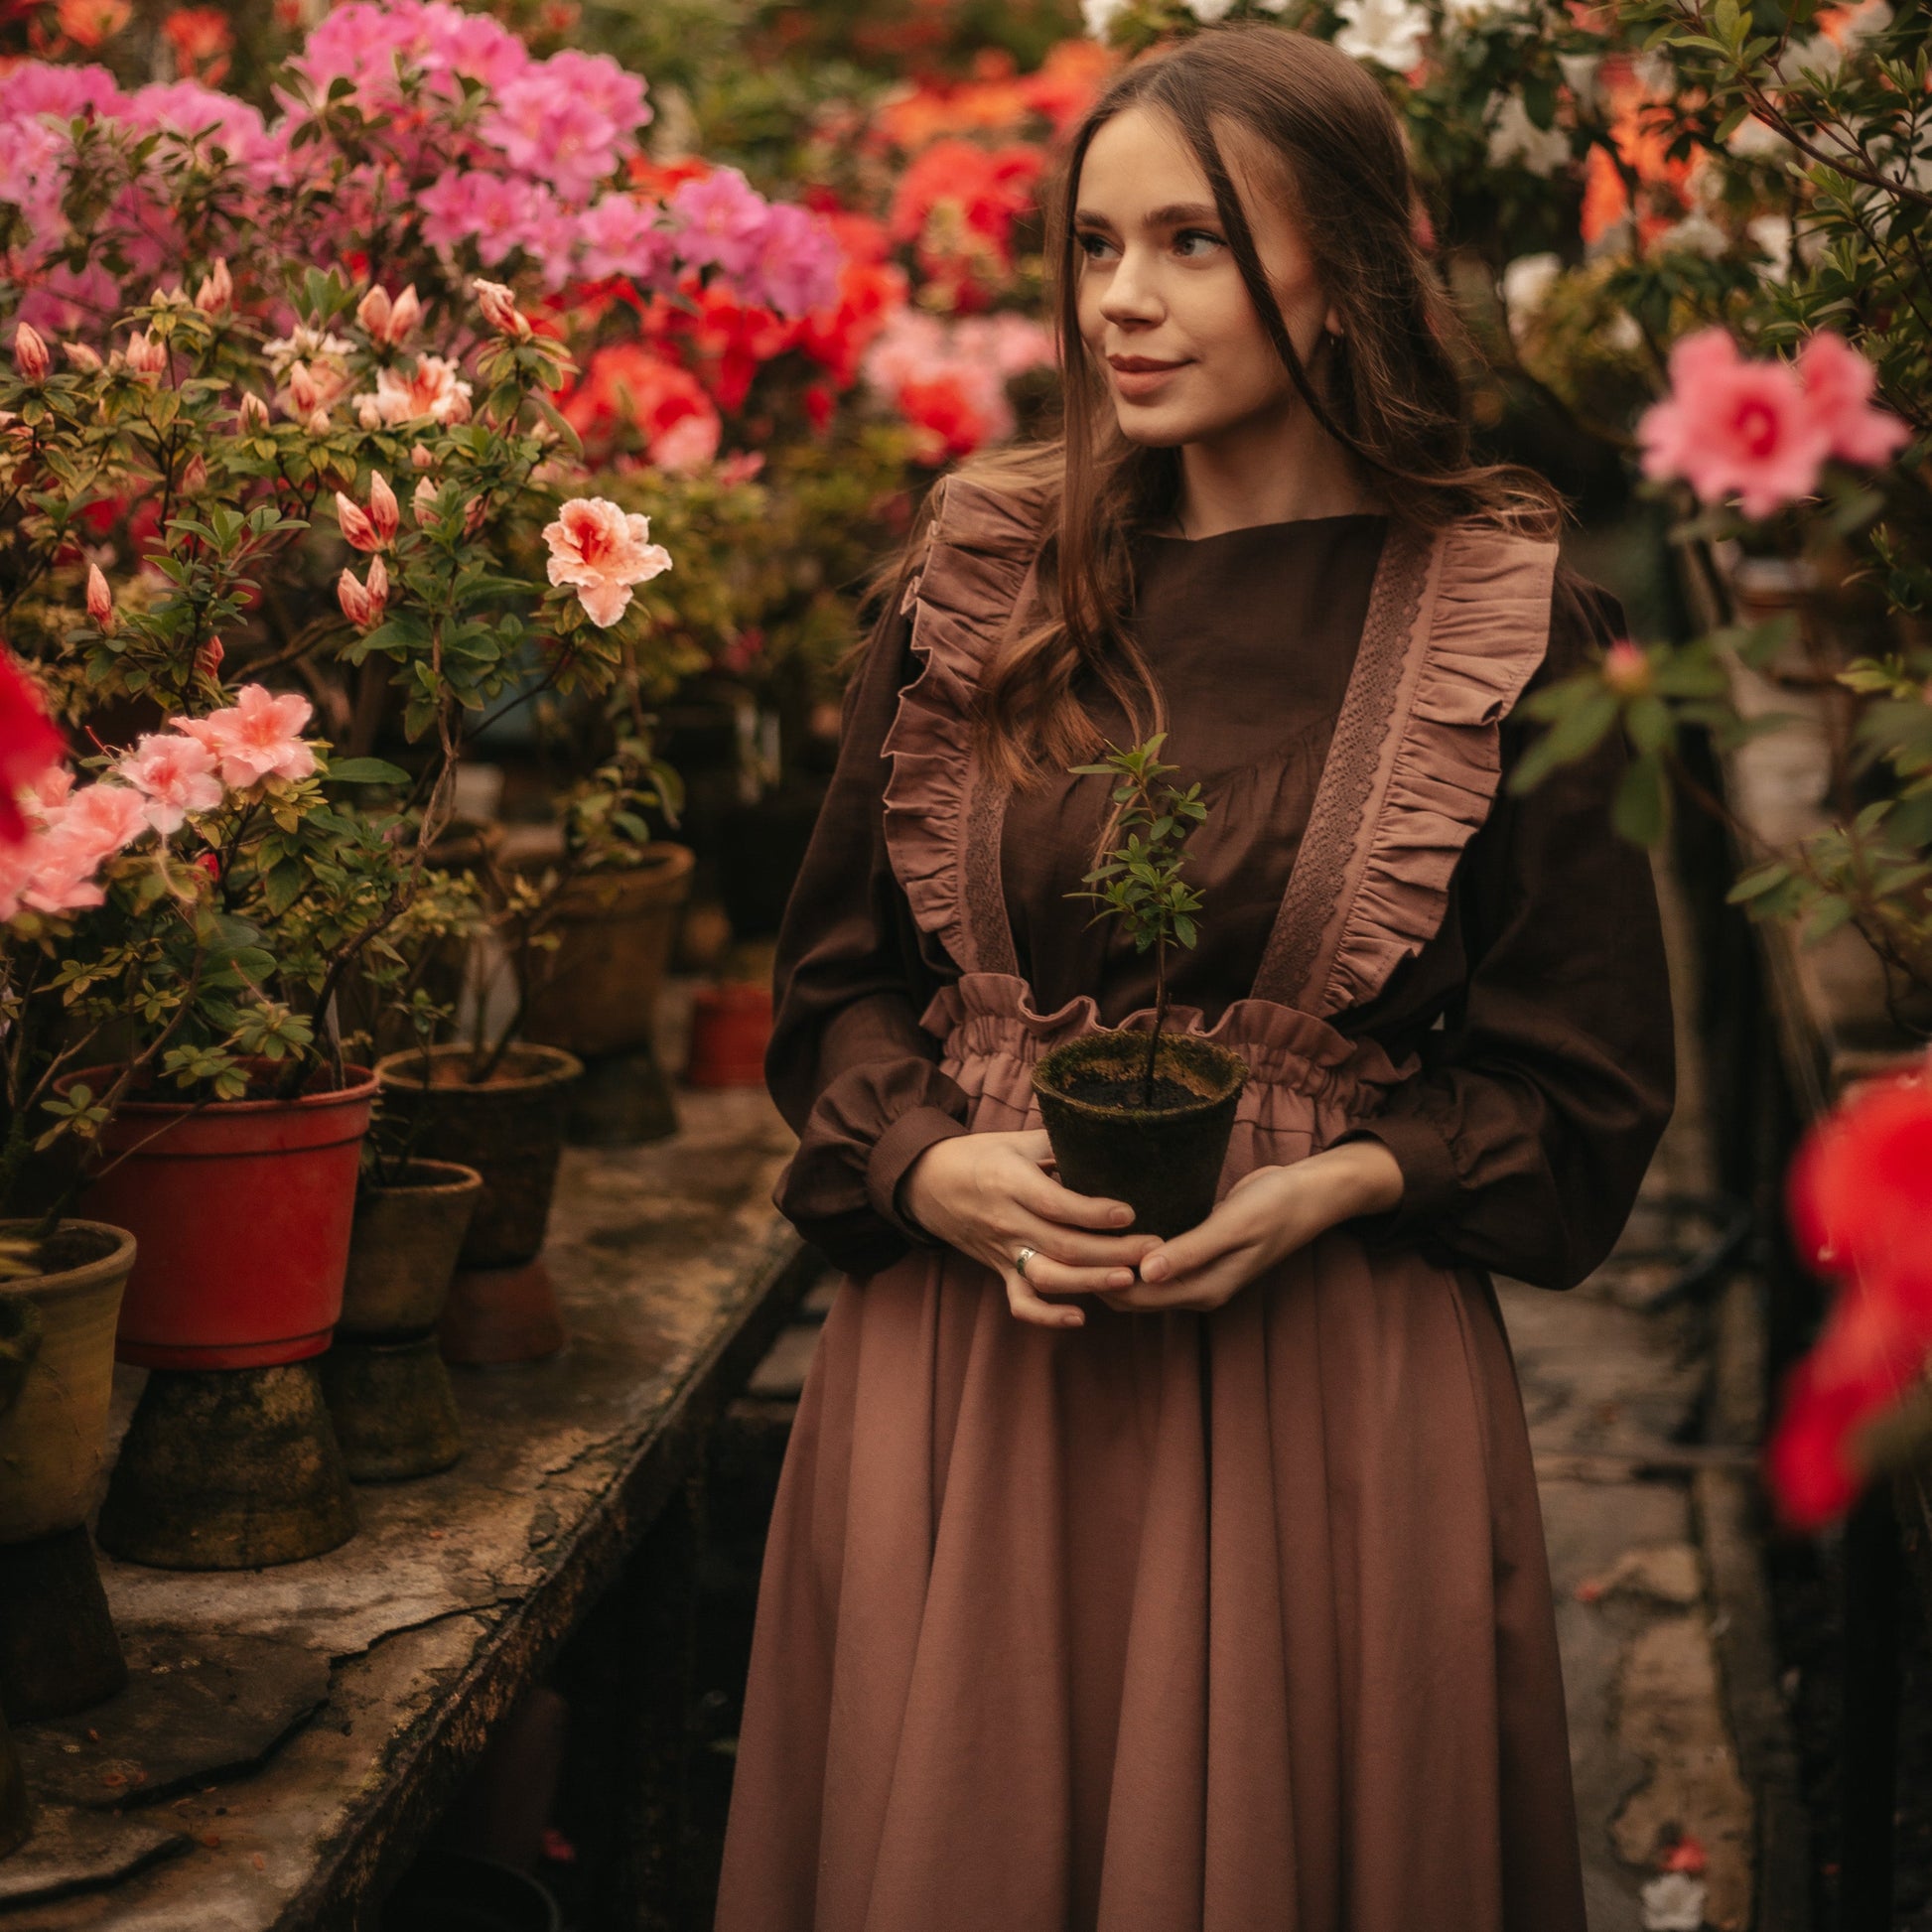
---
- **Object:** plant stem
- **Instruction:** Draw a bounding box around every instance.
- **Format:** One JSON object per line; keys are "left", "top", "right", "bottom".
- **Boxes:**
{"left": 1142, "top": 937, "right": 1166, "bottom": 1110}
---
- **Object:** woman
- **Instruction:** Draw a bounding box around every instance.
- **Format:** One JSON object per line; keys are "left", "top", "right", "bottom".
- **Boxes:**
{"left": 716, "top": 24, "right": 1672, "bottom": 1932}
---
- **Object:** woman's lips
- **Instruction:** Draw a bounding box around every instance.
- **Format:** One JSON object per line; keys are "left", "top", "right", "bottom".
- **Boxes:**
{"left": 1107, "top": 355, "right": 1187, "bottom": 400}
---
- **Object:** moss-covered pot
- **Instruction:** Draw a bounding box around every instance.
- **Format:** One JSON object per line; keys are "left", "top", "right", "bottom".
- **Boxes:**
{"left": 0, "top": 1221, "right": 135, "bottom": 1543}
{"left": 1033, "top": 1032, "right": 1248, "bottom": 1241}
{"left": 373, "top": 1046, "right": 582, "bottom": 1269}
{"left": 342, "top": 1160, "right": 483, "bottom": 1337}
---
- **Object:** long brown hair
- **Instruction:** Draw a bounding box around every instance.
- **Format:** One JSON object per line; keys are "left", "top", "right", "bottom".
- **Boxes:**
{"left": 949, "top": 24, "right": 1561, "bottom": 783}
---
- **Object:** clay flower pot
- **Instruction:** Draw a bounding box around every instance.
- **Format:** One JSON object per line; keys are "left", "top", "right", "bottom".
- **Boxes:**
{"left": 69, "top": 1065, "right": 378, "bottom": 1369}
{"left": 1033, "top": 1033, "right": 1248, "bottom": 1240}
{"left": 322, "top": 1160, "right": 480, "bottom": 1481}
{"left": 373, "top": 1045, "right": 582, "bottom": 1366}
{"left": 515, "top": 844, "right": 694, "bottom": 1063}
{"left": 0, "top": 1220, "right": 134, "bottom": 1718}
{"left": 685, "top": 981, "right": 773, "bottom": 1089}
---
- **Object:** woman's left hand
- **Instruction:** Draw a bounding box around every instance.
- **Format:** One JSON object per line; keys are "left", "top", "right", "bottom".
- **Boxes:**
{"left": 1097, "top": 1140, "right": 1405, "bottom": 1315}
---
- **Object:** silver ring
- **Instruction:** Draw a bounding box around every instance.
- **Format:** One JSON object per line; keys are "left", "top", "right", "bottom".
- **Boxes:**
{"left": 1015, "top": 1246, "right": 1038, "bottom": 1281}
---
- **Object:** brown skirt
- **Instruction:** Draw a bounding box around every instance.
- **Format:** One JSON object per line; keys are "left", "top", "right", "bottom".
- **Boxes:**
{"left": 713, "top": 1228, "right": 1586, "bottom": 1932}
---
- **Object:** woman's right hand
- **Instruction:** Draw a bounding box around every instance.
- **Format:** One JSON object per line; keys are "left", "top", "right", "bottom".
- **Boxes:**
{"left": 900, "top": 1129, "right": 1160, "bottom": 1329}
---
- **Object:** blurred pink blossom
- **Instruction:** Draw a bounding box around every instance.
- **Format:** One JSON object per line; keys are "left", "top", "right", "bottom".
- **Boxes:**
{"left": 669, "top": 169, "right": 770, "bottom": 279}
{"left": 176, "top": 685, "right": 318, "bottom": 788}
{"left": 118, "top": 731, "right": 223, "bottom": 834}
{"left": 353, "top": 356, "right": 474, "bottom": 429}
{"left": 1796, "top": 331, "right": 1913, "bottom": 467}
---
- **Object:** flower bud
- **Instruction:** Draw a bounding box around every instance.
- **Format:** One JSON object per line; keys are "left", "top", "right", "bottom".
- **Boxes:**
{"left": 195, "top": 258, "right": 233, "bottom": 315}
{"left": 336, "top": 490, "right": 380, "bottom": 552}
{"left": 287, "top": 361, "right": 320, "bottom": 415}
{"left": 197, "top": 636, "right": 224, "bottom": 677}
{"left": 65, "top": 341, "right": 103, "bottom": 372}
{"left": 306, "top": 408, "right": 333, "bottom": 435}
{"left": 338, "top": 566, "right": 373, "bottom": 629}
{"left": 474, "top": 279, "right": 530, "bottom": 340}
{"left": 85, "top": 562, "right": 113, "bottom": 629}
{"left": 239, "top": 390, "right": 270, "bottom": 428}
{"left": 413, "top": 477, "right": 442, "bottom": 526}
{"left": 356, "top": 284, "right": 392, "bottom": 340}
{"left": 13, "top": 323, "right": 50, "bottom": 383}
{"left": 365, "top": 552, "right": 389, "bottom": 618}
{"left": 1602, "top": 639, "right": 1654, "bottom": 699}
{"left": 181, "top": 453, "right": 207, "bottom": 494}
{"left": 367, "top": 471, "right": 399, "bottom": 544}
{"left": 464, "top": 494, "right": 487, "bottom": 537}
{"left": 194, "top": 851, "right": 220, "bottom": 884}
{"left": 410, "top": 443, "right": 434, "bottom": 471}
{"left": 124, "top": 330, "right": 167, "bottom": 382}
{"left": 386, "top": 285, "right": 422, "bottom": 345}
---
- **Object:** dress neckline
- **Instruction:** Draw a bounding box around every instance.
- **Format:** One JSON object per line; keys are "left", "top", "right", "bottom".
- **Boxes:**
{"left": 1142, "top": 511, "right": 1389, "bottom": 547}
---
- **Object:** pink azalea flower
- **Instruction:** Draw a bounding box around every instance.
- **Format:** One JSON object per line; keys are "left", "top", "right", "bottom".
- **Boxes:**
{"left": 668, "top": 169, "right": 772, "bottom": 279}
{"left": 176, "top": 684, "right": 318, "bottom": 788}
{"left": 1637, "top": 328, "right": 1833, "bottom": 518}
{"left": 575, "top": 194, "right": 670, "bottom": 283}
{"left": 352, "top": 356, "right": 474, "bottom": 429}
{"left": 542, "top": 497, "right": 672, "bottom": 628}
{"left": 485, "top": 72, "right": 622, "bottom": 206}
{"left": 750, "top": 204, "right": 843, "bottom": 320}
{"left": 117, "top": 730, "right": 223, "bottom": 834}
{"left": 1796, "top": 332, "right": 1912, "bottom": 468}
{"left": 21, "top": 780, "right": 148, "bottom": 913}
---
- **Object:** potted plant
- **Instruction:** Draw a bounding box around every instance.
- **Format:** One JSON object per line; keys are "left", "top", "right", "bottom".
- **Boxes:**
{"left": 1033, "top": 737, "right": 1246, "bottom": 1239}
{"left": 320, "top": 1152, "right": 482, "bottom": 1482}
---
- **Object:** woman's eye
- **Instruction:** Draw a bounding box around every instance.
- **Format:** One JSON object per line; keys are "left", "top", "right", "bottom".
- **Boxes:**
{"left": 1174, "top": 228, "right": 1226, "bottom": 259}
{"left": 1076, "top": 231, "right": 1118, "bottom": 263}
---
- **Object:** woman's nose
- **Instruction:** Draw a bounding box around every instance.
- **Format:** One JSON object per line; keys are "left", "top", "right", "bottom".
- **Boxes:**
{"left": 1098, "top": 249, "right": 1163, "bottom": 327}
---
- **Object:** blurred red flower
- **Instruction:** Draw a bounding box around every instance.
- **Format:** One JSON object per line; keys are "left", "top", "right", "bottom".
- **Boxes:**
{"left": 0, "top": 648, "right": 67, "bottom": 847}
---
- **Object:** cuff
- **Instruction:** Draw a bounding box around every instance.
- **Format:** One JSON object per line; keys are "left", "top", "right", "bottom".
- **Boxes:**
{"left": 866, "top": 1106, "right": 972, "bottom": 1242}
{"left": 1335, "top": 1111, "right": 1460, "bottom": 1234}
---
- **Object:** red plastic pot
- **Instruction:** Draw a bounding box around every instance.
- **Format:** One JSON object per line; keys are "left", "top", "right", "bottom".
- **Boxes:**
{"left": 685, "top": 983, "right": 772, "bottom": 1089}
{"left": 69, "top": 1066, "right": 377, "bottom": 1370}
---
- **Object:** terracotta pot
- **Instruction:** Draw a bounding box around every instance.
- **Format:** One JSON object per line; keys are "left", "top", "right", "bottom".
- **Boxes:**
{"left": 69, "top": 1068, "right": 376, "bottom": 1370}
{"left": 342, "top": 1160, "right": 483, "bottom": 1337}
{"left": 373, "top": 1045, "right": 581, "bottom": 1269}
{"left": 1033, "top": 1032, "right": 1248, "bottom": 1240}
{"left": 321, "top": 1334, "right": 463, "bottom": 1481}
{"left": 685, "top": 982, "right": 773, "bottom": 1089}
{"left": 0, "top": 1221, "right": 135, "bottom": 1541}
{"left": 515, "top": 844, "right": 694, "bottom": 1062}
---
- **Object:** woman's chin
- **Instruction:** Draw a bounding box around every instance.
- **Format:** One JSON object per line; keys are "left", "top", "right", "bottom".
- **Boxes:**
{"left": 1110, "top": 406, "right": 1196, "bottom": 449}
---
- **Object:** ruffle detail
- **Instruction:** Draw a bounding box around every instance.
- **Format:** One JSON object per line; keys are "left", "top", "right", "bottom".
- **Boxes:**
{"left": 1319, "top": 522, "right": 1557, "bottom": 1015}
{"left": 881, "top": 476, "right": 1047, "bottom": 973}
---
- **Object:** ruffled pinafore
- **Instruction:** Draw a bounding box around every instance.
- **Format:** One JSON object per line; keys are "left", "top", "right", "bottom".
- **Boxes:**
{"left": 715, "top": 480, "right": 1587, "bottom": 1932}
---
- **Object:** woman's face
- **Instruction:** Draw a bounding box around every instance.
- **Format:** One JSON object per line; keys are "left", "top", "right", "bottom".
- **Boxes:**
{"left": 1073, "top": 104, "right": 1337, "bottom": 451}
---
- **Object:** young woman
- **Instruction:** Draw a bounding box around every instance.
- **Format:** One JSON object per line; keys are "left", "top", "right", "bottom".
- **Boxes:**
{"left": 716, "top": 24, "right": 1673, "bottom": 1932}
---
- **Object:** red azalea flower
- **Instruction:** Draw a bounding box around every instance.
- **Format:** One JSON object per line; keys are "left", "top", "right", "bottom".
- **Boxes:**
{"left": 0, "top": 648, "right": 66, "bottom": 847}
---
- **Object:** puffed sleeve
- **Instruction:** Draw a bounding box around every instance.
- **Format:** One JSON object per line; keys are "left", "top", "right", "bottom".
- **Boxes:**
{"left": 1341, "top": 573, "right": 1676, "bottom": 1290}
{"left": 764, "top": 597, "right": 971, "bottom": 1278}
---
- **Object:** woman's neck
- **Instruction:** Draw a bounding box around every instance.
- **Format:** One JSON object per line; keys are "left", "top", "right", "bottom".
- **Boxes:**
{"left": 1170, "top": 397, "right": 1376, "bottom": 539}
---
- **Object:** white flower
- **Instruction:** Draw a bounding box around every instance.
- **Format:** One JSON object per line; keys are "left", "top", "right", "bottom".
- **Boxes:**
{"left": 1333, "top": 0, "right": 1431, "bottom": 69}
{"left": 1656, "top": 210, "right": 1728, "bottom": 259}
{"left": 1746, "top": 213, "right": 1793, "bottom": 280}
{"left": 1441, "top": 0, "right": 1530, "bottom": 30}
{"left": 1186, "top": 0, "right": 1238, "bottom": 18}
{"left": 1500, "top": 252, "right": 1561, "bottom": 344}
{"left": 1639, "top": 1871, "right": 1707, "bottom": 1932}
{"left": 1485, "top": 95, "right": 1570, "bottom": 177}
{"left": 1081, "top": 0, "right": 1129, "bottom": 37}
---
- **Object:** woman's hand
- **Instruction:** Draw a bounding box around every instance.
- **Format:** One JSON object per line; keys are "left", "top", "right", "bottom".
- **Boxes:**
{"left": 1098, "top": 1140, "right": 1405, "bottom": 1315}
{"left": 901, "top": 1129, "right": 1161, "bottom": 1329}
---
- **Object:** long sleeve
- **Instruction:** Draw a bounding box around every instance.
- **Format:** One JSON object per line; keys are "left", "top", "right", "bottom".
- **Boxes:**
{"left": 764, "top": 599, "right": 971, "bottom": 1278}
{"left": 1342, "top": 574, "right": 1676, "bottom": 1290}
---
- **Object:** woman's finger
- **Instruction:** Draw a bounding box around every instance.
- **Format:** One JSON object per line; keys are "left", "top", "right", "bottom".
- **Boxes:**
{"left": 1002, "top": 1266, "right": 1085, "bottom": 1329}
{"left": 1008, "top": 1215, "right": 1160, "bottom": 1270}
{"left": 1017, "top": 1250, "right": 1140, "bottom": 1299}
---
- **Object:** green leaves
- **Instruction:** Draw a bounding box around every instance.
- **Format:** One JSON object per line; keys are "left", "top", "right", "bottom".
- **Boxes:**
{"left": 1068, "top": 735, "right": 1209, "bottom": 970}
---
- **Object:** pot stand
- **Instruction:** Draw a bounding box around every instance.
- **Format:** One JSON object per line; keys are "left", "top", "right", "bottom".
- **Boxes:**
{"left": 562, "top": 1043, "right": 678, "bottom": 1148}
{"left": 0, "top": 1526, "right": 126, "bottom": 1721}
{"left": 320, "top": 1334, "right": 464, "bottom": 1481}
{"left": 439, "top": 1259, "right": 566, "bottom": 1368}
{"left": 96, "top": 1364, "right": 357, "bottom": 1570}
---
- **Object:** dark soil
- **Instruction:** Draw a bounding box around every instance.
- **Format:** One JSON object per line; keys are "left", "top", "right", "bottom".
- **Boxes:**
{"left": 1055, "top": 1071, "right": 1207, "bottom": 1114}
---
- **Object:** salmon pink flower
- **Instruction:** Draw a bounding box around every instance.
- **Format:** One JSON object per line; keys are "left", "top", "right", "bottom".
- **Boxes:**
{"left": 352, "top": 356, "right": 474, "bottom": 429}
{"left": 85, "top": 563, "right": 113, "bottom": 630}
{"left": 176, "top": 684, "right": 318, "bottom": 787}
{"left": 0, "top": 649, "right": 66, "bottom": 847}
{"left": 194, "top": 258, "right": 232, "bottom": 314}
{"left": 1638, "top": 329, "right": 1831, "bottom": 517}
{"left": 1796, "top": 332, "right": 1912, "bottom": 468}
{"left": 21, "top": 780, "right": 147, "bottom": 913}
{"left": 336, "top": 489, "right": 381, "bottom": 552}
{"left": 542, "top": 497, "right": 671, "bottom": 627}
{"left": 118, "top": 731, "right": 222, "bottom": 833}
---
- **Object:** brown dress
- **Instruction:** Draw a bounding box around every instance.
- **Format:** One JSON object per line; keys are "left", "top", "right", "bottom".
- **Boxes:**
{"left": 715, "top": 479, "right": 1675, "bottom": 1932}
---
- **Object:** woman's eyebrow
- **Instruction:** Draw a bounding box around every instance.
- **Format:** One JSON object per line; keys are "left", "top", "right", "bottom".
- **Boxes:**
{"left": 1072, "top": 202, "right": 1221, "bottom": 231}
